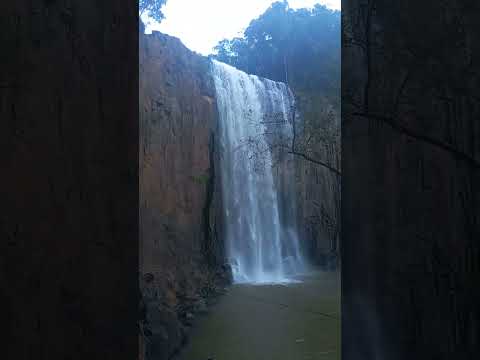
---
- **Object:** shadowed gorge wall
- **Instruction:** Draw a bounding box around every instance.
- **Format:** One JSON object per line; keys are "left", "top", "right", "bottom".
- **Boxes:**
{"left": 343, "top": 1, "right": 480, "bottom": 359}
{"left": 294, "top": 91, "right": 341, "bottom": 269}
{"left": 139, "top": 30, "right": 228, "bottom": 359}
{"left": 0, "top": 2, "right": 138, "bottom": 359}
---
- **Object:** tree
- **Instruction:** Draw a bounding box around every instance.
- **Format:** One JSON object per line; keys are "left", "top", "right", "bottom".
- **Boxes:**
{"left": 139, "top": 0, "right": 167, "bottom": 23}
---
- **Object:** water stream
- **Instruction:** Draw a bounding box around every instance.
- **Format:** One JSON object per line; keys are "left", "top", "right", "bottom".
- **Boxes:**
{"left": 211, "top": 60, "right": 306, "bottom": 284}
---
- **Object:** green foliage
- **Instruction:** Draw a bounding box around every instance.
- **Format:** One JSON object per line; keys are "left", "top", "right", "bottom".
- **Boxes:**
{"left": 139, "top": 0, "right": 167, "bottom": 23}
{"left": 190, "top": 174, "right": 210, "bottom": 185}
{"left": 212, "top": 1, "right": 340, "bottom": 102}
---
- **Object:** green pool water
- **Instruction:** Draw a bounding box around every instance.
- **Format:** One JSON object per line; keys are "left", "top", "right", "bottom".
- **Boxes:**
{"left": 175, "top": 270, "right": 340, "bottom": 360}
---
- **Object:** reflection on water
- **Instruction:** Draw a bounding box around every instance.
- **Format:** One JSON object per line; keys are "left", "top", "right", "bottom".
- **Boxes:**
{"left": 175, "top": 271, "right": 340, "bottom": 360}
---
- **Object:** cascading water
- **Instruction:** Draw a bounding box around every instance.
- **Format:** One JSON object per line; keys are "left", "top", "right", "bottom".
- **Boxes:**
{"left": 211, "top": 60, "right": 306, "bottom": 284}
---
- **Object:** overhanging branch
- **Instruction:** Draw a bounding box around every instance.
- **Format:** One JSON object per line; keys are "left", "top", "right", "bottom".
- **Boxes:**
{"left": 287, "top": 149, "right": 341, "bottom": 176}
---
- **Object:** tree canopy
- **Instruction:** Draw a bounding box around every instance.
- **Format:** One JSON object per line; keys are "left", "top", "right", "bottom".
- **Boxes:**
{"left": 213, "top": 1, "right": 340, "bottom": 101}
{"left": 139, "top": 0, "right": 167, "bottom": 23}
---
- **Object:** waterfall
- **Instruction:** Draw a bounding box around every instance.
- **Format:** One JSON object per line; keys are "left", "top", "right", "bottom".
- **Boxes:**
{"left": 211, "top": 60, "right": 306, "bottom": 284}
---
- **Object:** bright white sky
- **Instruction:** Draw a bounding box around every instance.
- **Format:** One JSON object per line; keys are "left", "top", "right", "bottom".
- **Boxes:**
{"left": 144, "top": 0, "right": 340, "bottom": 55}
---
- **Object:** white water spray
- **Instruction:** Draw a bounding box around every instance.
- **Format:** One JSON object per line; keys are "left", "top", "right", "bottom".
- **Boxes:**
{"left": 211, "top": 60, "right": 306, "bottom": 284}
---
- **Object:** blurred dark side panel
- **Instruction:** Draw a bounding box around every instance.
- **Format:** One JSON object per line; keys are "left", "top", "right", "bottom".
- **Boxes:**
{"left": 0, "top": 2, "right": 138, "bottom": 359}
{"left": 342, "top": 1, "right": 480, "bottom": 359}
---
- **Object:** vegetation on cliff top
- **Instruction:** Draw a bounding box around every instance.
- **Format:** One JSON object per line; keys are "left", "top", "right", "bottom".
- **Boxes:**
{"left": 212, "top": 1, "right": 340, "bottom": 103}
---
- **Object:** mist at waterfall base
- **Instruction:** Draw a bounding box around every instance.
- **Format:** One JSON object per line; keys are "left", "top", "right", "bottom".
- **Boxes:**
{"left": 211, "top": 60, "right": 308, "bottom": 285}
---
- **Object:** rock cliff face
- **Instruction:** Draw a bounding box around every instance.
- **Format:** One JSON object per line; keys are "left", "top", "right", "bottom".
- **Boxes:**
{"left": 343, "top": 1, "right": 480, "bottom": 359}
{"left": 294, "top": 92, "right": 341, "bottom": 269}
{"left": 139, "top": 31, "right": 227, "bottom": 359}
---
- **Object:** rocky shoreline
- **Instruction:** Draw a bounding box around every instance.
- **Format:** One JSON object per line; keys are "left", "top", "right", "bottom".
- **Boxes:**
{"left": 139, "top": 265, "right": 232, "bottom": 359}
